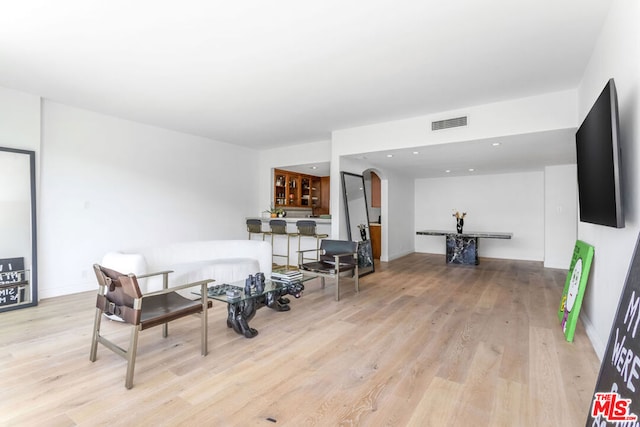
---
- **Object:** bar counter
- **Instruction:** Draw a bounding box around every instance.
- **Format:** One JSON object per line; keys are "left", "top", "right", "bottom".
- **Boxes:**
{"left": 247, "top": 217, "right": 332, "bottom": 267}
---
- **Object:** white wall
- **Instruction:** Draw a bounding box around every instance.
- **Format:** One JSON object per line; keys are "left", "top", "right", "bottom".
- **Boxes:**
{"left": 0, "top": 87, "right": 263, "bottom": 300}
{"left": 415, "top": 172, "right": 544, "bottom": 261}
{"left": 577, "top": 0, "right": 640, "bottom": 359}
{"left": 383, "top": 169, "right": 414, "bottom": 261}
{"left": 544, "top": 164, "right": 578, "bottom": 269}
{"left": 39, "top": 101, "right": 260, "bottom": 298}
{"left": 0, "top": 86, "right": 40, "bottom": 152}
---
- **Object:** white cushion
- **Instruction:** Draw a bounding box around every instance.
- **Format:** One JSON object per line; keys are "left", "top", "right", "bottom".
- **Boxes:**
{"left": 101, "top": 252, "right": 147, "bottom": 275}
{"left": 145, "top": 258, "right": 260, "bottom": 292}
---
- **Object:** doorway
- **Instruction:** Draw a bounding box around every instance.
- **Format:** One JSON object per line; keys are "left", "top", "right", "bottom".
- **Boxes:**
{"left": 363, "top": 169, "right": 382, "bottom": 260}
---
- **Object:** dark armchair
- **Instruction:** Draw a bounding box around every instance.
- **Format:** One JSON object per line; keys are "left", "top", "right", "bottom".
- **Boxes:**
{"left": 90, "top": 264, "right": 213, "bottom": 389}
{"left": 298, "top": 239, "right": 359, "bottom": 301}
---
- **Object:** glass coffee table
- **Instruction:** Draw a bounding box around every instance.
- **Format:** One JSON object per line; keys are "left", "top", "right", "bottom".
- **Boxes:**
{"left": 206, "top": 271, "right": 315, "bottom": 338}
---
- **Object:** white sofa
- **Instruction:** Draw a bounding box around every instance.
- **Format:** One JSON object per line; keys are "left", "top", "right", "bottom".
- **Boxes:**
{"left": 101, "top": 240, "right": 272, "bottom": 292}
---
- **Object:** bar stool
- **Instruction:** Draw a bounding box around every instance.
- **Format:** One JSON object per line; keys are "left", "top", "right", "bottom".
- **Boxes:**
{"left": 296, "top": 220, "right": 329, "bottom": 264}
{"left": 246, "top": 219, "right": 266, "bottom": 241}
{"left": 267, "top": 219, "right": 294, "bottom": 267}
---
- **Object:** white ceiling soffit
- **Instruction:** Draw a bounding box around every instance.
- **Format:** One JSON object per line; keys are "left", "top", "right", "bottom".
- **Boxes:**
{"left": 344, "top": 129, "right": 577, "bottom": 179}
{"left": 0, "top": 1, "right": 612, "bottom": 148}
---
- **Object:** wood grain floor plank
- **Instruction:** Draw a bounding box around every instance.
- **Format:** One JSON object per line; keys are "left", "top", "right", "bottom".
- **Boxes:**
{"left": 406, "top": 376, "right": 463, "bottom": 426}
{"left": 0, "top": 254, "right": 601, "bottom": 426}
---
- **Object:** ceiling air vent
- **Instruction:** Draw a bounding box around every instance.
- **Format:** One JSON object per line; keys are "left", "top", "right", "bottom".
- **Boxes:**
{"left": 431, "top": 116, "right": 467, "bottom": 131}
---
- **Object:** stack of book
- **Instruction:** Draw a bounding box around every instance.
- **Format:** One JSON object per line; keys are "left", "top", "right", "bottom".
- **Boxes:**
{"left": 271, "top": 270, "right": 303, "bottom": 283}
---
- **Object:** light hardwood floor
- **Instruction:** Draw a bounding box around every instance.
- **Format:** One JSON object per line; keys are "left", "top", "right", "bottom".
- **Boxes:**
{"left": 0, "top": 253, "right": 601, "bottom": 426}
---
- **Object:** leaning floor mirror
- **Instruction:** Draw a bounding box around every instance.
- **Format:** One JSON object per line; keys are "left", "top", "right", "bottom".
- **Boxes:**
{"left": 341, "top": 172, "right": 374, "bottom": 276}
{"left": 0, "top": 147, "right": 38, "bottom": 312}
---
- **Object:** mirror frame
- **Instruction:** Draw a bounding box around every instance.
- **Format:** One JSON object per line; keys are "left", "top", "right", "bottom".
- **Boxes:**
{"left": 341, "top": 171, "right": 374, "bottom": 276}
{"left": 0, "top": 147, "right": 38, "bottom": 312}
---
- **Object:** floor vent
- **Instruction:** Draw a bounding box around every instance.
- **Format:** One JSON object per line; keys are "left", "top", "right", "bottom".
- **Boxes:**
{"left": 431, "top": 116, "right": 467, "bottom": 131}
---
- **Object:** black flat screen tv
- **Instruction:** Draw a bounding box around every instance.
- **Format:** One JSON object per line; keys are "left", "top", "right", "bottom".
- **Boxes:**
{"left": 575, "top": 78, "right": 624, "bottom": 228}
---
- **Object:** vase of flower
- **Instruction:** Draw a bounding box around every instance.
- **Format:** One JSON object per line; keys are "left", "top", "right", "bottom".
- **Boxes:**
{"left": 452, "top": 210, "right": 467, "bottom": 234}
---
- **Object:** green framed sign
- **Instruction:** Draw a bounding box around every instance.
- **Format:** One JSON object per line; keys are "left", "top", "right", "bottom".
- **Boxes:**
{"left": 558, "top": 240, "right": 594, "bottom": 342}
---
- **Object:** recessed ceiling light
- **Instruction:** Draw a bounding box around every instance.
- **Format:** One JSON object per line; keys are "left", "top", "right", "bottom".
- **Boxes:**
{"left": 468, "top": 168, "right": 475, "bottom": 172}
{"left": 492, "top": 142, "right": 501, "bottom": 146}
{"left": 413, "top": 151, "right": 419, "bottom": 155}
{"left": 445, "top": 169, "right": 451, "bottom": 173}
{"left": 310, "top": 166, "right": 317, "bottom": 169}
{"left": 386, "top": 154, "right": 393, "bottom": 158}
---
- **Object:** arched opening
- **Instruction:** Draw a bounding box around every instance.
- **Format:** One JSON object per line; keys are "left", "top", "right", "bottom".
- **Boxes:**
{"left": 363, "top": 168, "right": 386, "bottom": 262}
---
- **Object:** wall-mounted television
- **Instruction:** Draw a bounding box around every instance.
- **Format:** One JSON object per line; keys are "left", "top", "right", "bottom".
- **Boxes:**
{"left": 575, "top": 78, "right": 624, "bottom": 228}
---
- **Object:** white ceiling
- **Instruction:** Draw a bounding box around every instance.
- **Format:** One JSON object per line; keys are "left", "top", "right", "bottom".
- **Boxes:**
{"left": 0, "top": 1, "right": 612, "bottom": 176}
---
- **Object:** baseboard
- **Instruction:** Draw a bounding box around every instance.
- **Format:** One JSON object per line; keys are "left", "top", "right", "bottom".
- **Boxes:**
{"left": 39, "top": 282, "right": 94, "bottom": 300}
{"left": 581, "top": 311, "right": 606, "bottom": 361}
{"left": 544, "top": 259, "right": 570, "bottom": 269}
{"left": 384, "top": 249, "right": 414, "bottom": 262}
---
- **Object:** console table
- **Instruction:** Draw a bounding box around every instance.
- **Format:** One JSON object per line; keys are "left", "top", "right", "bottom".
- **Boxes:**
{"left": 416, "top": 230, "right": 513, "bottom": 265}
